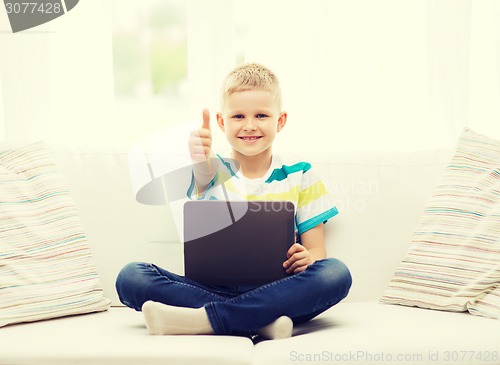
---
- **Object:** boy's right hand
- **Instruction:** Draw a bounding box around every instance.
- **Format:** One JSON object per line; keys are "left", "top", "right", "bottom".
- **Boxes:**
{"left": 189, "top": 109, "right": 212, "bottom": 163}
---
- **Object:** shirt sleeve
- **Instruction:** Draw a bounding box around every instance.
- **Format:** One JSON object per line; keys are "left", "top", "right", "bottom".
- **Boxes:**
{"left": 186, "top": 155, "right": 236, "bottom": 200}
{"left": 295, "top": 164, "right": 338, "bottom": 235}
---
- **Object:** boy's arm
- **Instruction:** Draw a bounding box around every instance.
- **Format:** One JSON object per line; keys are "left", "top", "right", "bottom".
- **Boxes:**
{"left": 189, "top": 109, "right": 218, "bottom": 192}
{"left": 283, "top": 223, "right": 326, "bottom": 274}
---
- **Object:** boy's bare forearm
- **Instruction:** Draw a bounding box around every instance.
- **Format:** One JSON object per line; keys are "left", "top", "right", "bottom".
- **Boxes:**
{"left": 192, "top": 154, "right": 218, "bottom": 191}
{"left": 300, "top": 224, "right": 327, "bottom": 261}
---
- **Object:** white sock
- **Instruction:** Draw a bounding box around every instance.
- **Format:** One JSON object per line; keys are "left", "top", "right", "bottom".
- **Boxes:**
{"left": 256, "top": 316, "right": 293, "bottom": 340}
{"left": 142, "top": 301, "right": 214, "bottom": 335}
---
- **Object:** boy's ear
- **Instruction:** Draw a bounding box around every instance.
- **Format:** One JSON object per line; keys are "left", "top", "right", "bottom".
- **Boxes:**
{"left": 277, "top": 112, "right": 287, "bottom": 132}
{"left": 216, "top": 112, "right": 225, "bottom": 132}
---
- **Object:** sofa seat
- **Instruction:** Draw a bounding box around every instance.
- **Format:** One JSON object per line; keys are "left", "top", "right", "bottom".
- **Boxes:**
{"left": 2, "top": 302, "right": 499, "bottom": 365}
{"left": 0, "top": 306, "right": 255, "bottom": 365}
{"left": 256, "top": 301, "right": 500, "bottom": 365}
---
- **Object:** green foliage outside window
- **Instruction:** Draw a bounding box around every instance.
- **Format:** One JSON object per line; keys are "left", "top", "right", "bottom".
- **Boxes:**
{"left": 111, "top": 1, "right": 187, "bottom": 97}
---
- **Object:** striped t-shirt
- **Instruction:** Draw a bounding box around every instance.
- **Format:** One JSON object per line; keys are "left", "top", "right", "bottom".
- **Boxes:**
{"left": 187, "top": 155, "right": 338, "bottom": 240}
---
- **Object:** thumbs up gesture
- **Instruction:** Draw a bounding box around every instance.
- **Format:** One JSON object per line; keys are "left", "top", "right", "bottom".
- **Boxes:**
{"left": 189, "top": 109, "right": 212, "bottom": 163}
{"left": 189, "top": 109, "right": 217, "bottom": 190}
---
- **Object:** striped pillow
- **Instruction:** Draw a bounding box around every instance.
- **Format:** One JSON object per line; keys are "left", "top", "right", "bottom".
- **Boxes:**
{"left": 0, "top": 142, "right": 110, "bottom": 327}
{"left": 381, "top": 128, "right": 500, "bottom": 319}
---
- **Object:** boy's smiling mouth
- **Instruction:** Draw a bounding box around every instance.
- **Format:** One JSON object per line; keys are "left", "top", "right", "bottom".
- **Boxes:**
{"left": 238, "top": 136, "right": 263, "bottom": 143}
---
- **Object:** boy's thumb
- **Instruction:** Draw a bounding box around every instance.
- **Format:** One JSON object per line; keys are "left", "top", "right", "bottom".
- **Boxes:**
{"left": 202, "top": 109, "right": 210, "bottom": 130}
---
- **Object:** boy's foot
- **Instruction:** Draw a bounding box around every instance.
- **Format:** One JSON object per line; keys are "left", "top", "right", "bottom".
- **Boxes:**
{"left": 142, "top": 301, "right": 214, "bottom": 335}
{"left": 257, "top": 316, "right": 293, "bottom": 340}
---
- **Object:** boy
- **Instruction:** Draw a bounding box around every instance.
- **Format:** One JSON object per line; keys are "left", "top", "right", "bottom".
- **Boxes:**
{"left": 116, "top": 63, "right": 351, "bottom": 339}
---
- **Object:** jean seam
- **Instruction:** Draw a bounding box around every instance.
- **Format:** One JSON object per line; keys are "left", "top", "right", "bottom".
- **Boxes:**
{"left": 149, "top": 263, "right": 230, "bottom": 303}
{"left": 229, "top": 258, "right": 331, "bottom": 305}
{"left": 222, "top": 258, "right": 347, "bottom": 319}
{"left": 205, "top": 303, "right": 225, "bottom": 335}
{"left": 306, "top": 259, "right": 352, "bottom": 315}
{"left": 224, "top": 265, "right": 312, "bottom": 306}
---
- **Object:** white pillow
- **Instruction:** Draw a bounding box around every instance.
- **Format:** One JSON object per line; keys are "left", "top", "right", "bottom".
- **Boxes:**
{"left": 381, "top": 128, "right": 500, "bottom": 319}
{"left": 0, "top": 142, "right": 110, "bottom": 327}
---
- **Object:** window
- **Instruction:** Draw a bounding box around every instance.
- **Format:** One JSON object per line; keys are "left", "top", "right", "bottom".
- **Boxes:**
{"left": 111, "top": 0, "right": 187, "bottom": 99}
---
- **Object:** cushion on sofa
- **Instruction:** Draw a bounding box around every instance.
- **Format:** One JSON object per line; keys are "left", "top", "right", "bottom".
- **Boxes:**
{"left": 0, "top": 142, "right": 110, "bottom": 327}
{"left": 0, "top": 307, "right": 255, "bottom": 365}
{"left": 381, "top": 128, "right": 500, "bottom": 319}
{"left": 254, "top": 302, "right": 500, "bottom": 365}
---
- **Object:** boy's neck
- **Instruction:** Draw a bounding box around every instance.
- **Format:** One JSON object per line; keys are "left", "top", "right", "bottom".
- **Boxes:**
{"left": 232, "top": 149, "right": 273, "bottom": 179}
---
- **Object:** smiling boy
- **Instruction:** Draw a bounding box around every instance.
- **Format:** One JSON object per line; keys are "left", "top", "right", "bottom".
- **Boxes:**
{"left": 116, "top": 63, "right": 352, "bottom": 339}
{"left": 189, "top": 64, "right": 334, "bottom": 274}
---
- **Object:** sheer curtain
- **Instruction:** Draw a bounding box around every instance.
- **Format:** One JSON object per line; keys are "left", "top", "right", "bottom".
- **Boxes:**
{"left": 0, "top": 70, "right": 4, "bottom": 141}
{"left": 1, "top": 0, "right": 499, "bottom": 150}
{"left": 235, "top": 0, "right": 500, "bottom": 152}
{"left": 467, "top": 0, "right": 500, "bottom": 136}
{"left": 0, "top": 0, "right": 114, "bottom": 145}
{"left": 428, "top": 0, "right": 500, "bottom": 145}
{"left": 0, "top": 14, "right": 52, "bottom": 143}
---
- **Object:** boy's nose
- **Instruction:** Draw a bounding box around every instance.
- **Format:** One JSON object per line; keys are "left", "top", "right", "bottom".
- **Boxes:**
{"left": 243, "top": 118, "right": 257, "bottom": 131}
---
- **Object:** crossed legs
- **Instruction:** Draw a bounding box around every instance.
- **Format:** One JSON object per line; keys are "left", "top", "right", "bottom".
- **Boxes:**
{"left": 116, "top": 258, "right": 351, "bottom": 338}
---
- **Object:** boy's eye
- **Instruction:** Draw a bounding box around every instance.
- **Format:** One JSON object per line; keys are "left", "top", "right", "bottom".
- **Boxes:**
{"left": 256, "top": 114, "right": 268, "bottom": 119}
{"left": 232, "top": 114, "right": 244, "bottom": 119}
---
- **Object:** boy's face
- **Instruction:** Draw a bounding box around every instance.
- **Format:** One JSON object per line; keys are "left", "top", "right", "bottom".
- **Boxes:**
{"left": 216, "top": 90, "right": 287, "bottom": 160}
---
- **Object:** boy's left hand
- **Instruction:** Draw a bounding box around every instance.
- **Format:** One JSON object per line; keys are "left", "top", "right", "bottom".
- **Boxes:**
{"left": 283, "top": 243, "right": 313, "bottom": 275}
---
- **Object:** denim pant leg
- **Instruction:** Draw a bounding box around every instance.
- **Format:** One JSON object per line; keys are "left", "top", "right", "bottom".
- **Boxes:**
{"left": 206, "top": 258, "right": 352, "bottom": 335}
{"left": 115, "top": 262, "right": 236, "bottom": 311}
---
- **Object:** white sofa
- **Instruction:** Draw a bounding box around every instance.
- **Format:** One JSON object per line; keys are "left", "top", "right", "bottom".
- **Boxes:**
{"left": 1, "top": 145, "right": 499, "bottom": 365}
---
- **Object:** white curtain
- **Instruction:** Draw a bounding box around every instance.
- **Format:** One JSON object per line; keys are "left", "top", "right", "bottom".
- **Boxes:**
{"left": 427, "top": 0, "right": 500, "bottom": 144}
{"left": 467, "top": 0, "right": 500, "bottom": 136}
{"left": 427, "top": 0, "right": 472, "bottom": 144}
{"left": 0, "top": 69, "right": 4, "bottom": 141}
{"left": 1, "top": 0, "right": 499, "bottom": 150}
{"left": 0, "top": 0, "right": 114, "bottom": 145}
{"left": 0, "top": 11, "right": 7, "bottom": 141}
{"left": 237, "top": 0, "right": 500, "bottom": 152}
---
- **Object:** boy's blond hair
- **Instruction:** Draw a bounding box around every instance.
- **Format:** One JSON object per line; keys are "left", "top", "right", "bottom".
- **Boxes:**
{"left": 220, "top": 63, "right": 282, "bottom": 111}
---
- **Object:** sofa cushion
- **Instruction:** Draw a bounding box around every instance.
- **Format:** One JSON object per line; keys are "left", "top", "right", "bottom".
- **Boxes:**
{"left": 380, "top": 128, "right": 500, "bottom": 319}
{"left": 254, "top": 301, "right": 500, "bottom": 365}
{"left": 0, "top": 142, "right": 110, "bottom": 327}
{"left": 0, "top": 307, "right": 255, "bottom": 365}
{"left": 2, "top": 303, "right": 498, "bottom": 365}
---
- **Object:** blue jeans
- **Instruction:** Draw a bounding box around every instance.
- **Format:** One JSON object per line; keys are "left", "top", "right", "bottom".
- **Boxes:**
{"left": 116, "top": 258, "right": 352, "bottom": 336}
